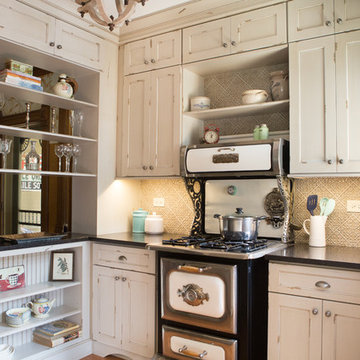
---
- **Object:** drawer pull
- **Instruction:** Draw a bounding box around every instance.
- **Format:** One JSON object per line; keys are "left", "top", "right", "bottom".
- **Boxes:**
{"left": 315, "top": 281, "right": 330, "bottom": 289}
{"left": 312, "top": 308, "right": 318, "bottom": 315}
{"left": 178, "top": 345, "right": 208, "bottom": 358}
{"left": 177, "top": 265, "right": 208, "bottom": 273}
{"left": 325, "top": 310, "right": 332, "bottom": 317}
{"left": 118, "top": 255, "right": 127, "bottom": 261}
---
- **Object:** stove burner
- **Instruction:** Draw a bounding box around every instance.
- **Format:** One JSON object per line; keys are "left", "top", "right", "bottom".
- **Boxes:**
{"left": 162, "top": 236, "right": 268, "bottom": 253}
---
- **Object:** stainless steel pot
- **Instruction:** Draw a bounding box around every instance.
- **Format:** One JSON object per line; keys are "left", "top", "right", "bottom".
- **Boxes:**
{"left": 214, "top": 208, "right": 267, "bottom": 241}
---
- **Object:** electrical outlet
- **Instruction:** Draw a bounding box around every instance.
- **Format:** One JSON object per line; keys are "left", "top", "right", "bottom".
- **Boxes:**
{"left": 347, "top": 200, "right": 360, "bottom": 212}
{"left": 153, "top": 197, "right": 165, "bottom": 207}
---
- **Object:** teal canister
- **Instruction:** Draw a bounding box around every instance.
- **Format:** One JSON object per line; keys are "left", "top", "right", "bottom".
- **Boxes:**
{"left": 132, "top": 208, "right": 148, "bottom": 233}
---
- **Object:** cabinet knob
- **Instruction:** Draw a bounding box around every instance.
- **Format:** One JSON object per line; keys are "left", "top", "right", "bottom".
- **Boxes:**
{"left": 223, "top": 42, "right": 228, "bottom": 48}
{"left": 315, "top": 280, "right": 331, "bottom": 289}
{"left": 151, "top": 58, "right": 156, "bottom": 63}
{"left": 149, "top": 165, "right": 154, "bottom": 170}
{"left": 143, "top": 165, "right": 148, "bottom": 170}
{"left": 325, "top": 20, "right": 332, "bottom": 27}
{"left": 339, "top": 158, "right": 344, "bottom": 164}
{"left": 337, "top": 18, "right": 343, "bottom": 24}
{"left": 121, "top": 277, "right": 127, "bottom": 282}
{"left": 144, "top": 60, "right": 149, "bottom": 65}
{"left": 57, "top": 44, "right": 62, "bottom": 49}
{"left": 118, "top": 255, "right": 127, "bottom": 261}
{"left": 231, "top": 41, "right": 236, "bottom": 46}
{"left": 312, "top": 308, "right": 318, "bottom": 315}
{"left": 325, "top": 310, "right": 332, "bottom": 317}
{"left": 114, "top": 276, "right": 120, "bottom": 280}
{"left": 49, "top": 42, "right": 55, "bottom": 47}
{"left": 327, "top": 159, "right": 333, "bottom": 165}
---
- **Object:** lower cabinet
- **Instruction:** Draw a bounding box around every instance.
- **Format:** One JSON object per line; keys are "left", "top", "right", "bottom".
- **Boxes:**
{"left": 92, "top": 245, "right": 155, "bottom": 359}
{"left": 268, "top": 263, "right": 360, "bottom": 360}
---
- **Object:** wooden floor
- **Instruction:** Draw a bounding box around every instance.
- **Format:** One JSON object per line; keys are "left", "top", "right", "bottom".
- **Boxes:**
{"left": 80, "top": 356, "right": 125, "bottom": 360}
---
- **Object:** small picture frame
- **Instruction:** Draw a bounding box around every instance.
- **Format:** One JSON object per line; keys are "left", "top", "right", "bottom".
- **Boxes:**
{"left": 50, "top": 251, "right": 74, "bottom": 281}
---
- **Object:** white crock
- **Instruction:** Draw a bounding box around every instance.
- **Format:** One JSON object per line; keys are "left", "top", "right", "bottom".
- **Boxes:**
{"left": 145, "top": 212, "right": 164, "bottom": 234}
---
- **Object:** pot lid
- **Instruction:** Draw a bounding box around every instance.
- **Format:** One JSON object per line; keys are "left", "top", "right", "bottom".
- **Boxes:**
{"left": 146, "top": 212, "right": 162, "bottom": 218}
{"left": 223, "top": 208, "right": 264, "bottom": 219}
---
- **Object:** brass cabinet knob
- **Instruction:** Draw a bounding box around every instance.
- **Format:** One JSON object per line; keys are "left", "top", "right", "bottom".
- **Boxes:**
{"left": 327, "top": 159, "right": 333, "bottom": 165}
{"left": 231, "top": 41, "right": 236, "bottom": 46}
{"left": 142, "top": 165, "right": 148, "bottom": 170}
{"left": 149, "top": 165, "right": 154, "bottom": 170}
{"left": 325, "top": 20, "right": 332, "bottom": 26}
{"left": 339, "top": 159, "right": 344, "bottom": 164}
{"left": 114, "top": 276, "right": 120, "bottom": 280}
{"left": 49, "top": 42, "right": 55, "bottom": 47}
{"left": 337, "top": 18, "right": 343, "bottom": 24}
{"left": 325, "top": 310, "right": 332, "bottom": 317}
{"left": 57, "top": 44, "right": 62, "bottom": 49}
{"left": 121, "top": 277, "right": 127, "bottom": 282}
{"left": 312, "top": 308, "right": 319, "bottom": 315}
{"left": 223, "top": 42, "right": 228, "bottom": 48}
{"left": 151, "top": 59, "right": 156, "bottom": 63}
{"left": 144, "top": 60, "right": 149, "bottom": 65}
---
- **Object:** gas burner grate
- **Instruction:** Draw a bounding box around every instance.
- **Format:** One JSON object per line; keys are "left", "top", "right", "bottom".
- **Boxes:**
{"left": 162, "top": 236, "right": 208, "bottom": 247}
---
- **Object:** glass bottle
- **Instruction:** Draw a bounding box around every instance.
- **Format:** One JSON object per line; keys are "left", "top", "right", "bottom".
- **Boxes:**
{"left": 25, "top": 141, "right": 40, "bottom": 171}
{"left": 259, "top": 124, "right": 269, "bottom": 140}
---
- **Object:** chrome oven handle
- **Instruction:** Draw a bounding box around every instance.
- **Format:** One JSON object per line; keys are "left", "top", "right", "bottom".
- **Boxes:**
{"left": 217, "top": 147, "right": 235, "bottom": 152}
{"left": 177, "top": 265, "right": 209, "bottom": 273}
{"left": 178, "top": 345, "right": 208, "bottom": 359}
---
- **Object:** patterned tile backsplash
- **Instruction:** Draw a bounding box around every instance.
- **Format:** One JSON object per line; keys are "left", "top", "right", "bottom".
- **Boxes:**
{"left": 140, "top": 177, "right": 360, "bottom": 247}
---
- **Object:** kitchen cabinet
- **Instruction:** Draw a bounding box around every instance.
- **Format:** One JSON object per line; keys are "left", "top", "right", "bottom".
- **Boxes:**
{"left": 268, "top": 262, "right": 360, "bottom": 360}
{"left": 289, "top": 30, "right": 360, "bottom": 175}
{"left": 121, "top": 65, "right": 181, "bottom": 177}
{"left": 0, "top": 0, "right": 103, "bottom": 70}
{"left": 182, "top": 3, "right": 286, "bottom": 63}
{"left": 124, "top": 30, "right": 181, "bottom": 75}
{"left": 92, "top": 244, "right": 155, "bottom": 359}
{"left": 288, "top": 0, "right": 360, "bottom": 42}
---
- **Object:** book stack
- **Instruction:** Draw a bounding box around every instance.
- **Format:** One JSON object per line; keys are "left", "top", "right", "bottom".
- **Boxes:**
{"left": 33, "top": 320, "right": 81, "bottom": 348}
{"left": 0, "top": 69, "right": 43, "bottom": 91}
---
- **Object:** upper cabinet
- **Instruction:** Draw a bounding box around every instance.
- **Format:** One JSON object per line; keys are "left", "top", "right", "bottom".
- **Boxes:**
{"left": 288, "top": 0, "right": 360, "bottom": 42}
{"left": 124, "top": 30, "right": 181, "bottom": 75}
{"left": 290, "top": 30, "right": 360, "bottom": 175}
{"left": 0, "top": 0, "right": 103, "bottom": 70}
{"left": 183, "top": 3, "right": 287, "bottom": 63}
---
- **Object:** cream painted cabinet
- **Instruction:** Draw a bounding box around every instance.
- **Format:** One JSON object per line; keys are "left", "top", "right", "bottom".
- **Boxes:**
{"left": 288, "top": 0, "right": 360, "bottom": 42}
{"left": 121, "top": 65, "right": 181, "bottom": 177}
{"left": 268, "top": 263, "right": 360, "bottom": 360}
{"left": 124, "top": 30, "right": 181, "bottom": 75}
{"left": 0, "top": 0, "right": 103, "bottom": 70}
{"left": 183, "top": 3, "right": 286, "bottom": 63}
{"left": 290, "top": 30, "right": 360, "bottom": 175}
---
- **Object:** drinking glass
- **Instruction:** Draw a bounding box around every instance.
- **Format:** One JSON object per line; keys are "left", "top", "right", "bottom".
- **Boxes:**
{"left": 71, "top": 144, "right": 81, "bottom": 173}
{"left": 75, "top": 110, "right": 84, "bottom": 137}
{"left": 69, "top": 110, "right": 75, "bottom": 136}
{"left": 63, "top": 144, "right": 73, "bottom": 172}
{"left": 54, "top": 144, "right": 64, "bottom": 172}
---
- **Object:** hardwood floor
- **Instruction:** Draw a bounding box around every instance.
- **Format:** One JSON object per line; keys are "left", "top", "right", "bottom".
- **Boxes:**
{"left": 80, "top": 356, "right": 125, "bottom": 360}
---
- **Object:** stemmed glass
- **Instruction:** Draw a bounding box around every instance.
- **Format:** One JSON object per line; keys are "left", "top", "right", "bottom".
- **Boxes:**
{"left": 0, "top": 139, "right": 12, "bottom": 169}
{"left": 75, "top": 110, "right": 84, "bottom": 137}
{"left": 54, "top": 144, "right": 64, "bottom": 172}
{"left": 63, "top": 144, "right": 73, "bottom": 172}
{"left": 71, "top": 144, "right": 81, "bottom": 173}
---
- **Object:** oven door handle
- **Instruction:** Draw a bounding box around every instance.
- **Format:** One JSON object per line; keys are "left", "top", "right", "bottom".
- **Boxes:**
{"left": 177, "top": 265, "right": 209, "bottom": 273}
{"left": 179, "top": 345, "right": 208, "bottom": 359}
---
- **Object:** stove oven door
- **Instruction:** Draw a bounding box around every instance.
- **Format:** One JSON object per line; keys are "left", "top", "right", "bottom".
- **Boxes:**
{"left": 161, "top": 258, "right": 237, "bottom": 334}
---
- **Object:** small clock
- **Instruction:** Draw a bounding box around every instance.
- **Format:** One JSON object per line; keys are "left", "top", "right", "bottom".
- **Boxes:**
{"left": 204, "top": 124, "right": 220, "bottom": 144}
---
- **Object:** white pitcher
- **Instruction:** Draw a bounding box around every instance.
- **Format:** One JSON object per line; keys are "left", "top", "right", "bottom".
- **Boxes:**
{"left": 303, "top": 215, "right": 327, "bottom": 247}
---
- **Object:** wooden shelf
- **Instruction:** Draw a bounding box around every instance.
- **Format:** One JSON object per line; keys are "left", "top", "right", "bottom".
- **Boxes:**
{"left": 0, "top": 125, "right": 96, "bottom": 143}
{"left": 0, "top": 281, "right": 81, "bottom": 305}
{"left": 183, "top": 99, "right": 289, "bottom": 120}
{"left": 0, "top": 82, "right": 97, "bottom": 111}
{"left": 0, "top": 305, "right": 80, "bottom": 338}
{"left": 0, "top": 169, "right": 96, "bottom": 177}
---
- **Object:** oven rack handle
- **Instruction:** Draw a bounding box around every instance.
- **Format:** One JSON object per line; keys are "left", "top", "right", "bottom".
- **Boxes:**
{"left": 179, "top": 345, "right": 208, "bottom": 359}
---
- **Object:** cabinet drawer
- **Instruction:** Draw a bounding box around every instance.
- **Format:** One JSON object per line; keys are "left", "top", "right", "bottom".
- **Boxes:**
{"left": 269, "top": 263, "right": 360, "bottom": 304}
{"left": 162, "top": 325, "right": 237, "bottom": 360}
{"left": 93, "top": 243, "right": 155, "bottom": 274}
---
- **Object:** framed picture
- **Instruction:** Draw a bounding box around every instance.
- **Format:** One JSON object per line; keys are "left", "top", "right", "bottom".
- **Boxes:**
{"left": 50, "top": 251, "right": 74, "bottom": 281}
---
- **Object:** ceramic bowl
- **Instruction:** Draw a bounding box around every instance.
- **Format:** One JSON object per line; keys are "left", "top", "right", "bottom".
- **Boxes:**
{"left": 5, "top": 307, "right": 31, "bottom": 327}
{"left": 241, "top": 90, "right": 268, "bottom": 105}
{"left": 190, "top": 96, "right": 210, "bottom": 111}
{"left": 0, "top": 344, "right": 15, "bottom": 360}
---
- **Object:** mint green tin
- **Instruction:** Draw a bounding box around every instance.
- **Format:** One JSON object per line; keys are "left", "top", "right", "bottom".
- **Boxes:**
{"left": 132, "top": 208, "right": 148, "bottom": 233}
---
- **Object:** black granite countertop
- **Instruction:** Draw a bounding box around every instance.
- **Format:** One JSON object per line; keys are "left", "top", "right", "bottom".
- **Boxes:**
{"left": 266, "top": 243, "right": 360, "bottom": 270}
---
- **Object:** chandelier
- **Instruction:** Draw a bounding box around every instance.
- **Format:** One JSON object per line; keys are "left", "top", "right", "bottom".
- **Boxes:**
{"left": 75, "top": 0, "right": 147, "bottom": 31}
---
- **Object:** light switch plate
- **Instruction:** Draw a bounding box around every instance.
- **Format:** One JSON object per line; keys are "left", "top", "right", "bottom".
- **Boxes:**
{"left": 153, "top": 197, "right": 165, "bottom": 207}
{"left": 347, "top": 200, "right": 360, "bottom": 212}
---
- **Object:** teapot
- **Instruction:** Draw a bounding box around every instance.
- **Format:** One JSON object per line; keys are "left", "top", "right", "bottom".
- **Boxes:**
{"left": 26, "top": 297, "right": 55, "bottom": 318}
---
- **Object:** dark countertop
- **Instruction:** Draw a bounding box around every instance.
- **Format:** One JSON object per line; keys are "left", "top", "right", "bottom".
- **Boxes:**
{"left": 266, "top": 243, "right": 360, "bottom": 270}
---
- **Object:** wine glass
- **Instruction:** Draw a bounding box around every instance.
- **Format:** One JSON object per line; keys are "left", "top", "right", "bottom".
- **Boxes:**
{"left": 63, "top": 144, "right": 73, "bottom": 172}
{"left": 54, "top": 144, "right": 64, "bottom": 172}
{"left": 75, "top": 110, "right": 84, "bottom": 137}
{"left": 0, "top": 138, "right": 12, "bottom": 169}
{"left": 71, "top": 144, "right": 81, "bottom": 173}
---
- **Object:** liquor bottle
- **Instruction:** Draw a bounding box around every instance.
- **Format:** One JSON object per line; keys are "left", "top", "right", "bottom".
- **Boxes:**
{"left": 25, "top": 141, "right": 40, "bottom": 171}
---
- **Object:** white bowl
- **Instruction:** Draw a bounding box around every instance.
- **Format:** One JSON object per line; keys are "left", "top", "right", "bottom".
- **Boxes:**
{"left": 5, "top": 307, "right": 31, "bottom": 327}
{"left": 241, "top": 89, "right": 268, "bottom": 105}
{"left": 0, "top": 344, "right": 15, "bottom": 360}
{"left": 190, "top": 96, "right": 210, "bottom": 111}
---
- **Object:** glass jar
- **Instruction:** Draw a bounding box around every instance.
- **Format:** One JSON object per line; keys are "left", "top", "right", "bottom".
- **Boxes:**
{"left": 25, "top": 141, "right": 40, "bottom": 171}
{"left": 132, "top": 208, "right": 149, "bottom": 233}
{"left": 259, "top": 124, "right": 269, "bottom": 140}
{"left": 270, "top": 70, "right": 289, "bottom": 101}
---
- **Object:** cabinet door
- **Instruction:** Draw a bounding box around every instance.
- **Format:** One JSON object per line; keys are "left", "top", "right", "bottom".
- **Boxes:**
{"left": 231, "top": 4, "right": 287, "bottom": 53}
{"left": 122, "top": 72, "right": 151, "bottom": 176}
{"left": 183, "top": 18, "right": 231, "bottom": 63}
{"left": 288, "top": 0, "right": 334, "bottom": 42}
{"left": 149, "top": 66, "right": 182, "bottom": 176}
{"left": 0, "top": 0, "right": 55, "bottom": 53}
{"left": 151, "top": 30, "right": 181, "bottom": 70}
{"left": 268, "top": 293, "right": 322, "bottom": 360}
{"left": 323, "top": 301, "right": 360, "bottom": 360}
{"left": 335, "top": 0, "right": 360, "bottom": 33}
{"left": 121, "top": 270, "right": 155, "bottom": 358}
{"left": 289, "top": 37, "right": 337, "bottom": 174}
{"left": 124, "top": 38, "right": 151, "bottom": 75}
{"left": 55, "top": 21, "right": 103, "bottom": 70}
{"left": 93, "top": 266, "right": 122, "bottom": 347}
{"left": 336, "top": 31, "right": 360, "bottom": 172}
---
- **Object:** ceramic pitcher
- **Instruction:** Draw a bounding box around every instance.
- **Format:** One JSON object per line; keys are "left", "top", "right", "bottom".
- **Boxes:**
{"left": 303, "top": 215, "right": 327, "bottom": 247}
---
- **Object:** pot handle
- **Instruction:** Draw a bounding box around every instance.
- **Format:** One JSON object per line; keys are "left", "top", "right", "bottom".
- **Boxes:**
{"left": 214, "top": 214, "right": 225, "bottom": 238}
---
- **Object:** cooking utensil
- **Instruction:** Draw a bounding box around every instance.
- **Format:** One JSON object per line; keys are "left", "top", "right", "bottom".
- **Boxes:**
{"left": 323, "top": 199, "right": 335, "bottom": 216}
{"left": 319, "top": 197, "right": 329, "bottom": 216}
{"left": 214, "top": 207, "right": 267, "bottom": 241}
{"left": 307, "top": 195, "right": 318, "bottom": 216}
